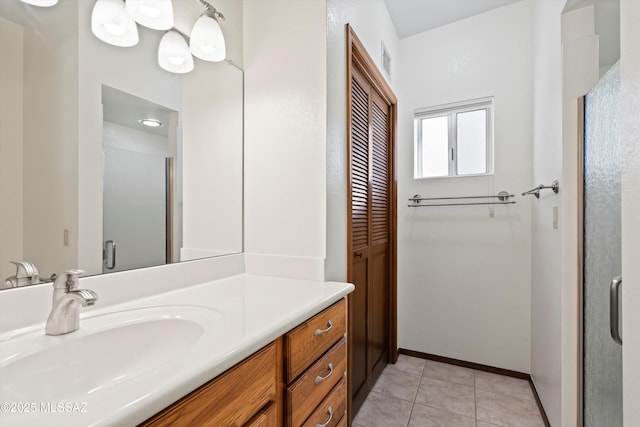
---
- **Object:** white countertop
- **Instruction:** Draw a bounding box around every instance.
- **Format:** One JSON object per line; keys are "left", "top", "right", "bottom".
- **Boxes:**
{"left": 0, "top": 274, "right": 354, "bottom": 427}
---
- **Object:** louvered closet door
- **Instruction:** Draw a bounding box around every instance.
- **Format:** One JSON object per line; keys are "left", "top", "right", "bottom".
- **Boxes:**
{"left": 369, "top": 90, "right": 389, "bottom": 376}
{"left": 349, "top": 65, "right": 391, "bottom": 413}
{"left": 350, "top": 67, "right": 370, "bottom": 403}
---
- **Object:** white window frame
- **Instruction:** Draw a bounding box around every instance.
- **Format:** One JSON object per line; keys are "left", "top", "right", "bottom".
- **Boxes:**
{"left": 414, "top": 96, "right": 494, "bottom": 179}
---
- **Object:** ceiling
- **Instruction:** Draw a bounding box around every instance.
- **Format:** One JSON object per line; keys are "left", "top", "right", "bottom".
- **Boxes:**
{"left": 383, "top": 0, "right": 523, "bottom": 39}
{"left": 102, "top": 86, "right": 175, "bottom": 137}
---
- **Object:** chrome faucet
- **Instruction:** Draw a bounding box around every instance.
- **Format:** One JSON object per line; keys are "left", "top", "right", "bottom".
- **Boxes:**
{"left": 45, "top": 269, "right": 98, "bottom": 336}
{"left": 4, "top": 261, "right": 40, "bottom": 289}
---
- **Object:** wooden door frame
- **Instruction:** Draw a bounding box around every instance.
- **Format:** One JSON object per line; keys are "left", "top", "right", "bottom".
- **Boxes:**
{"left": 345, "top": 24, "right": 398, "bottom": 421}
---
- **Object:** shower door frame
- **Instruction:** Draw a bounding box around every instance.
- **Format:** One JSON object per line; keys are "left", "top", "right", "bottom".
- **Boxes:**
{"left": 577, "top": 96, "right": 585, "bottom": 427}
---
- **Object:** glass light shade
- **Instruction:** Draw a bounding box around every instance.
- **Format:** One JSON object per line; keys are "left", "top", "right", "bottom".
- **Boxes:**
{"left": 19, "top": 0, "right": 59, "bottom": 6}
{"left": 91, "top": 0, "right": 139, "bottom": 47}
{"left": 158, "top": 30, "right": 194, "bottom": 74}
{"left": 189, "top": 15, "right": 226, "bottom": 62}
{"left": 125, "top": 0, "right": 174, "bottom": 31}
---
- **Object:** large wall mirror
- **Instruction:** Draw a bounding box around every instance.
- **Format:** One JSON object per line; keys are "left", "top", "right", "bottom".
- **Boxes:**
{"left": 0, "top": 0, "right": 243, "bottom": 288}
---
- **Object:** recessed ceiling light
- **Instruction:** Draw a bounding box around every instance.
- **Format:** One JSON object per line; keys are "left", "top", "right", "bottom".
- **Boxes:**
{"left": 139, "top": 118, "right": 162, "bottom": 127}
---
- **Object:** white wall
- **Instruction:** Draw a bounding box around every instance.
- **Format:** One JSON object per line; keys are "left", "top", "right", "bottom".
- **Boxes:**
{"left": 182, "top": 62, "right": 243, "bottom": 259}
{"left": 242, "top": 0, "right": 327, "bottom": 276}
{"left": 530, "top": 1, "right": 564, "bottom": 425}
{"left": 397, "top": 2, "right": 533, "bottom": 373}
{"left": 0, "top": 17, "right": 23, "bottom": 281}
{"left": 620, "top": 1, "right": 640, "bottom": 425}
{"left": 325, "top": 0, "right": 400, "bottom": 282}
{"left": 22, "top": 0, "right": 79, "bottom": 278}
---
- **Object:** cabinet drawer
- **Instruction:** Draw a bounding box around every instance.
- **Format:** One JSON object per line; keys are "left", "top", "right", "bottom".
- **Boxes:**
{"left": 244, "top": 402, "right": 277, "bottom": 427}
{"left": 335, "top": 415, "right": 347, "bottom": 427}
{"left": 140, "top": 342, "right": 276, "bottom": 427}
{"left": 286, "top": 338, "right": 347, "bottom": 427}
{"left": 301, "top": 377, "right": 346, "bottom": 427}
{"left": 284, "top": 300, "right": 346, "bottom": 382}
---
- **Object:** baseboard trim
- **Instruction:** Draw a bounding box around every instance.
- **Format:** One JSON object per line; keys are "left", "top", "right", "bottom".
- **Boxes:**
{"left": 398, "top": 348, "right": 551, "bottom": 427}
{"left": 529, "top": 377, "right": 551, "bottom": 427}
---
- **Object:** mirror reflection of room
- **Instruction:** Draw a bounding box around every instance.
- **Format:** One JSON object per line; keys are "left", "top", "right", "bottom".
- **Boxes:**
{"left": 0, "top": 0, "right": 243, "bottom": 287}
{"left": 101, "top": 87, "right": 179, "bottom": 273}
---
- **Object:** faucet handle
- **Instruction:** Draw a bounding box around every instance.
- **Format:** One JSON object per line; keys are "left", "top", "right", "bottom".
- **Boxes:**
{"left": 53, "top": 269, "right": 85, "bottom": 290}
{"left": 65, "top": 269, "right": 85, "bottom": 277}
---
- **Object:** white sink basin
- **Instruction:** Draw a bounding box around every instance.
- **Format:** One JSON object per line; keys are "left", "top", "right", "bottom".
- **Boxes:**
{"left": 0, "top": 306, "right": 222, "bottom": 403}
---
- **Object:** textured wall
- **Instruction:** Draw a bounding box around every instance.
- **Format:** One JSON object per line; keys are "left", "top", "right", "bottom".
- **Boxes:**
{"left": 397, "top": 2, "right": 534, "bottom": 372}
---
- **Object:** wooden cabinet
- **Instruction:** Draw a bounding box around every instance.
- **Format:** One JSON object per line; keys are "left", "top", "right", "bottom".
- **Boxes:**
{"left": 139, "top": 299, "right": 348, "bottom": 427}
{"left": 140, "top": 343, "right": 276, "bottom": 427}
{"left": 301, "top": 377, "right": 346, "bottom": 427}
{"left": 245, "top": 402, "right": 277, "bottom": 427}
{"left": 284, "top": 300, "right": 347, "bottom": 427}
{"left": 284, "top": 300, "right": 347, "bottom": 382}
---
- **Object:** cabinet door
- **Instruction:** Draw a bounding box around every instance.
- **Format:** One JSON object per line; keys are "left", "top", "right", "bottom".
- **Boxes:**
{"left": 349, "top": 64, "right": 391, "bottom": 414}
{"left": 244, "top": 403, "right": 277, "bottom": 427}
{"left": 140, "top": 343, "right": 276, "bottom": 427}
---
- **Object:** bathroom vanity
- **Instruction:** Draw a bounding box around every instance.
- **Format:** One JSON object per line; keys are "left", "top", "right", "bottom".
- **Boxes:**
{"left": 0, "top": 271, "right": 353, "bottom": 427}
{"left": 142, "top": 300, "right": 347, "bottom": 427}
{"left": 140, "top": 299, "right": 347, "bottom": 426}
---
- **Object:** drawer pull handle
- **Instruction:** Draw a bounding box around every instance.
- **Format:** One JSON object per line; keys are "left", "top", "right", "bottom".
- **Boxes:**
{"left": 316, "top": 406, "right": 333, "bottom": 427}
{"left": 314, "top": 320, "right": 333, "bottom": 336}
{"left": 315, "top": 363, "right": 334, "bottom": 384}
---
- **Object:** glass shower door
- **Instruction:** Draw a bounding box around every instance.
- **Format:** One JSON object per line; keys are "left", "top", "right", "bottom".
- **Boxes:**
{"left": 103, "top": 146, "right": 168, "bottom": 273}
{"left": 583, "top": 62, "right": 622, "bottom": 426}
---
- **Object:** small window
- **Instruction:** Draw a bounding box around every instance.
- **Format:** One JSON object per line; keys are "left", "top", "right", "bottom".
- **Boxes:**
{"left": 414, "top": 97, "right": 494, "bottom": 179}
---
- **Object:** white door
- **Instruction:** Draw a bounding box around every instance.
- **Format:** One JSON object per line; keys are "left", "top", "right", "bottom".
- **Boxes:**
{"left": 103, "top": 146, "right": 167, "bottom": 273}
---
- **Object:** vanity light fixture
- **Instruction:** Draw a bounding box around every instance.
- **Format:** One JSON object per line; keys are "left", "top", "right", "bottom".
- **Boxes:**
{"left": 139, "top": 118, "right": 162, "bottom": 127}
{"left": 91, "top": 0, "right": 140, "bottom": 47}
{"left": 18, "top": 0, "right": 59, "bottom": 6}
{"left": 189, "top": 1, "right": 226, "bottom": 62}
{"left": 158, "top": 30, "right": 194, "bottom": 74}
{"left": 125, "top": 0, "right": 174, "bottom": 31}
{"left": 20, "top": 0, "right": 227, "bottom": 74}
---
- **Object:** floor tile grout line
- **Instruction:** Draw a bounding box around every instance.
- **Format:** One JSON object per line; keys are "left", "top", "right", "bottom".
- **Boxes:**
{"left": 474, "top": 371, "right": 478, "bottom": 426}
{"left": 367, "top": 389, "right": 416, "bottom": 404}
{"left": 474, "top": 385, "right": 537, "bottom": 403}
{"left": 406, "top": 402, "right": 416, "bottom": 427}
{"left": 411, "top": 401, "right": 477, "bottom": 422}
{"left": 422, "top": 373, "right": 475, "bottom": 386}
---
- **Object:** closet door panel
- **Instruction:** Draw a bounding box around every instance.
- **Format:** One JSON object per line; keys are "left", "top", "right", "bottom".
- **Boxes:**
{"left": 369, "top": 92, "right": 390, "bottom": 375}
{"left": 349, "top": 68, "right": 371, "bottom": 403}
{"left": 350, "top": 72, "right": 370, "bottom": 255}
{"left": 370, "top": 246, "right": 388, "bottom": 373}
{"left": 351, "top": 256, "right": 368, "bottom": 398}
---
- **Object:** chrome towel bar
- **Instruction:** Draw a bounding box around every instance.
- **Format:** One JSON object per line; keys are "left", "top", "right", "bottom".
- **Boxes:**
{"left": 408, "top": 191, "right": 516, "bottom": 207}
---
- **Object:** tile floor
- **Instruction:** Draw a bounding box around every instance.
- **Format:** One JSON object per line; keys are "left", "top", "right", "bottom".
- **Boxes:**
{"left": 353, "top": 355, "right": 546, "bottom": 427}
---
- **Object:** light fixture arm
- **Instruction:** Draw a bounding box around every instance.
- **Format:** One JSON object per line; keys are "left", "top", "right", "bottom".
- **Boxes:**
{"left": 197, "top": 0, "right": 225, "bottom": 21}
